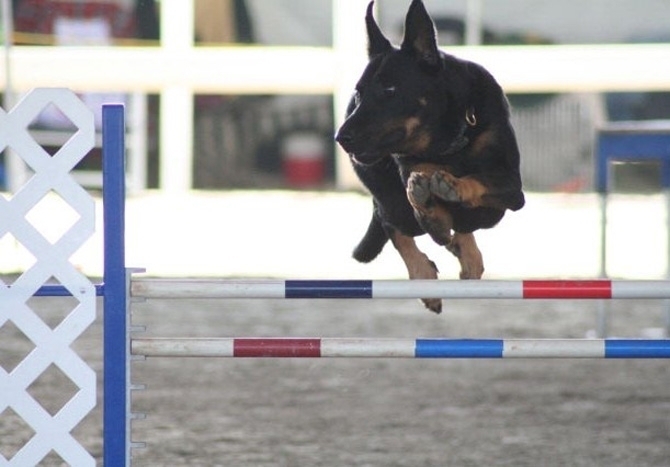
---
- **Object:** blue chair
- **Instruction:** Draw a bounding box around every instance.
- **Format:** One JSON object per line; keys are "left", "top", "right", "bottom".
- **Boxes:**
{"left": 595, "top": 121, "right": 670, "bottom": 195}
{"left": 595, "top": 120, "right": 670, "bottom": 336}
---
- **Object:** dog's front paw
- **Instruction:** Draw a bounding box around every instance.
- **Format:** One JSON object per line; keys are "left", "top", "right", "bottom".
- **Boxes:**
{"left": 430, "top": 171, "right": 461, "bottom": 203}
{"left": 406, "top": 172, "right": 432, "bottom": 209}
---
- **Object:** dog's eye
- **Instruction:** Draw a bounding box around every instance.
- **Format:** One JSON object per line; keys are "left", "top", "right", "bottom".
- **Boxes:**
{"left": 383, "top": 86, "right": 397, "bottom": 98}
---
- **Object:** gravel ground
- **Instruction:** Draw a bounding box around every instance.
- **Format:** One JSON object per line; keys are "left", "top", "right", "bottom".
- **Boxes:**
{"left": 5, "top": 293, "right": 669, "bottom": 466}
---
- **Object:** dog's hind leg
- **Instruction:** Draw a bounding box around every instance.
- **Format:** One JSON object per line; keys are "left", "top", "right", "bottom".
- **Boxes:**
{"left": 353, "top": 212, "right": 389, "bottom": 263}
{"left": 446, "top": 232, "right": 484, "bottom": 280}
{"left": 388, "top": 230, "right": 442, "bottom": 313}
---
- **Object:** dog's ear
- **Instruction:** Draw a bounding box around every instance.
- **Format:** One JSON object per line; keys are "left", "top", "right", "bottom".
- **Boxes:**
{"left": 366, "top": 2, "right": 392, "bottom": 58}
{"left": 401, "top": 0, "right": 440, "bottom": 68}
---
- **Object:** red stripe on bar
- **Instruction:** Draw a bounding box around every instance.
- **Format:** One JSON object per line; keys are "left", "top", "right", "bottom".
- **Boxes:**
{"left": 233, "top": 338, "right": 321, "bottom": 357}
{"left": 522, "top": 280, "right": 612, "bottom": 299}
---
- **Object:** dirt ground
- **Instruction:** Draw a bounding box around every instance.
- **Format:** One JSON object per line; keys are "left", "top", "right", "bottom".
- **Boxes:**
{"left": 3, "top": 294, "right": 670, "bottom": 466}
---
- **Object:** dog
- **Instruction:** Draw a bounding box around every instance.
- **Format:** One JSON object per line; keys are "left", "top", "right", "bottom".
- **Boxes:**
{"left": 335, "top": 0, "right": 525, "bottom": 313}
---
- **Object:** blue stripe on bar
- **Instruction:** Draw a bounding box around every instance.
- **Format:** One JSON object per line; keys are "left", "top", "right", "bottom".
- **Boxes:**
{"left": 33, "top": 284, "right": 105, "bottom": 297}
{"left": 415, "top": 339, "right": 504, "bottom": 358}
{"left": 285, "top": 280, "right": 373, "bottom": 298}
{"left": 605, "top": 340, "right": 670, "bottom": 358}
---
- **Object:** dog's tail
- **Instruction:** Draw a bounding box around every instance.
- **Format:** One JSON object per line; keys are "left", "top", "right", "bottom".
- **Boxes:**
{"left": 353, "top": 214, "right": 389, "bottom": 263}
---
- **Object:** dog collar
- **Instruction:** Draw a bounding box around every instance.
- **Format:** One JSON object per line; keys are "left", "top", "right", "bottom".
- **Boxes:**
{"left": 395, "top": 106, "right": 476, "bottom": 160}
{"left": 438, "top": 108, "right": 475, "bottom": 156}
{"left": 466, "top": 106, "right": 477, "bottom": 126}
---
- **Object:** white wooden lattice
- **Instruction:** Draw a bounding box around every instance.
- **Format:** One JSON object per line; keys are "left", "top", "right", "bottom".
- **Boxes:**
{"left": 0, "top": 89, "right": 96, "bottom": 466}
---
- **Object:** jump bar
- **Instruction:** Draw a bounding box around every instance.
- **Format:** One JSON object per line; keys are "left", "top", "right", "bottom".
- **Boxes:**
{"left": 130, "top": 278, "right": 670, "bottom": 300}
{"left": 31, "top": 284, "right": 105, "bottom": 297}
{"left": 131, "top": 338, "right": 670, "bottom": 359}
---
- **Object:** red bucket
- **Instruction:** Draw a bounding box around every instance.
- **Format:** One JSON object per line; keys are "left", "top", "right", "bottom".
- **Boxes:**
{"left": 282, "top": 133, "right": 325, "bottom": 187}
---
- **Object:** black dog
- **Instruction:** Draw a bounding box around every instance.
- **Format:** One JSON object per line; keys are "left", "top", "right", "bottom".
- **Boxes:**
{"left": 335, "top": 0, "right": 524, "bottom": 313}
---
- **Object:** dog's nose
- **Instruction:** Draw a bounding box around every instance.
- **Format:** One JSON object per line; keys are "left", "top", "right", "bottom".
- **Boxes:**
{"left": 335, "top": 129, "right": 356, "bottom": 152}
{"left": 334, "top": 129, "right": 352, "bottom": 146}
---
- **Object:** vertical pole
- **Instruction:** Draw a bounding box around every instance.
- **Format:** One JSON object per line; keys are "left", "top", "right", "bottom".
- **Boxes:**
{"left": 1, "top": 0, "right": 26, "bottom": 193}
{"left": 664, "top": 188, "right": 670, "bottom": 337}
{"left": 1, "top": 0, "right": 13, "bottom": 108}
{"left": 598, "top": 191, "right": 608, "bottom": 278}
{"left": 102, "top": 104, "right": 129, "bottom": 466}
{"left": 596, "top": 135, "right": 609, "bottom": 338}
{"left": 332, "top": 0, "right": 368, "bottom": 189}
{"left": 597, "top": 192, "right": 609, "bottom": 337}
{"left": 159, "top": 0, "right": 194, "bottom": 192}
{"left": 465, "top": 0, "right": 483, "bottom": 46}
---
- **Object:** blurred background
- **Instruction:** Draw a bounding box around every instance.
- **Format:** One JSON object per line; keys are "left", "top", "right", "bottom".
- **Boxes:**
{"left": 1, "top": 0, "right": 670, "bottom": 281}
{"left": 1, "top": 0, "right": 669, "bottom": 194}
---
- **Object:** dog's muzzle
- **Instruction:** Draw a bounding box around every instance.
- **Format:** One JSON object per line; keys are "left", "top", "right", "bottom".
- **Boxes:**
{"left": 334, "top": 128, "right": 354, "bottom": 152}
{"left": 335, "top": 130, "right": 382, "bottom": 164}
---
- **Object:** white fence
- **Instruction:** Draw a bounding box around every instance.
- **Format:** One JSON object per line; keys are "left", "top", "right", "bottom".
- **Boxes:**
{"left": 2, "top": 0, "right": 670, "bottom": 191}
{"left": 0, "top": 88, "right": 97, "bottom": 466}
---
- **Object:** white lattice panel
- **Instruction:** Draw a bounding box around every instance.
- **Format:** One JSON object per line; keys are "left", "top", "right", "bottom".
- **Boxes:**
{"left": 0, "top": 89, "right": 96, "bottom": 466}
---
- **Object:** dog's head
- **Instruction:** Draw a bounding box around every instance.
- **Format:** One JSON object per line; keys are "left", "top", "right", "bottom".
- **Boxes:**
{"left": 335, "top": 0, "right": 469, "bottom": 165}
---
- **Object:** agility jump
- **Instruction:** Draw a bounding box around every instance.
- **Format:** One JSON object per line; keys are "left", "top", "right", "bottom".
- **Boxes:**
{"left": 101, "top": 102, "right": 670, "bottom": 464}
{"left": 3, "top": 90, "right": 670, "bottom": 466}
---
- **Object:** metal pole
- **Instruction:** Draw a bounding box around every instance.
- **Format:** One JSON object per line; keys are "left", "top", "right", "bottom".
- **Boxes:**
{"left": 129, "top": 278, "right": 670, "bottom": 300}
{"left": 597, "top": 192, "right": 609, "bottom": 337}
{"left": 665, "top": 188, "right": 670, "bottom": 336}
{"left": 131, "top": 337, "right": 670, "bottom": 359}
{"left": 102, "top": 104, "right": 130, "bottom": 466}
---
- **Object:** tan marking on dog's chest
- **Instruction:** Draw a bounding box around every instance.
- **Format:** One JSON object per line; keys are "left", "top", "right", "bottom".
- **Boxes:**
{"left": 469, "top": 128, "right": 498, "bottom": 155}
{"left": 404, "top": 117, "right": 431, "bottom": 152}
{"left": 405, "top": 116, "right": 421, "bottom": 134}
